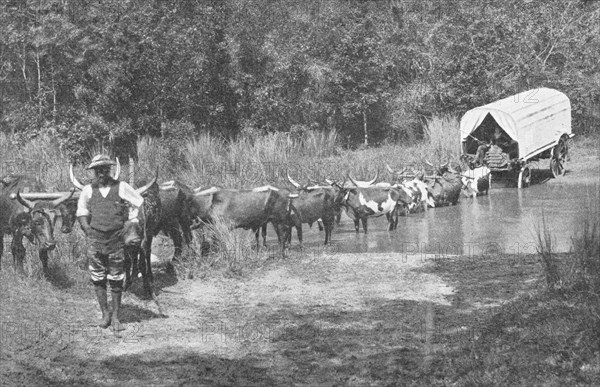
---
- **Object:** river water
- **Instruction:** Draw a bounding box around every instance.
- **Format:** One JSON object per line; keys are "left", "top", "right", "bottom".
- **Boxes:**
{"left": 298, "top": 180, "right": 599, "bottom": 259}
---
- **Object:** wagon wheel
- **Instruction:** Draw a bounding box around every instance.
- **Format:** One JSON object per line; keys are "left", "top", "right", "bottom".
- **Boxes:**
{"left": 518, "top": 166, "right": 531, "bottom": 189}
{"left": 550, "top": 138, "right": 568, "bottom": 178}
{"left": 550, "top": 158, "right": 564, "bottom": 178}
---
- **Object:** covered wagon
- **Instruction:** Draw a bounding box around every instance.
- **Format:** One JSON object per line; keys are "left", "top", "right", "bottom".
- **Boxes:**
{"left": 460, "top": 88, "right": 573, "bottom": 188}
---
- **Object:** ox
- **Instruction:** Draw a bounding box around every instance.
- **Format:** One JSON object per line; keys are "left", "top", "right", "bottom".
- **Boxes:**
{"left": 461, "top": 166, "right": 491, "bottom": 198}
{"left": 155, "top": 180, "right": 196, "bottom": 259}
{"left": 122, "top": 177, "right": 160, "bottom": 294}
{"left": 344, "top": 175, "right": 412, "bottom": 232}
{"left": 324, "top": 172, "right": 377, "bottom": 225}
{"left": 1, "top": 174, "right": 73, "bottom": 272}
{"left": 386, "top": 164, "right": 435, "bottom": 214}
{"left": 286, "top": 173, "right": 347, "bottom": 245}
{"left": 194, "top": 186, "right": 297, "bottom": 253}
{"left": 422, "top": 161, "right": 463, "bottom": 207}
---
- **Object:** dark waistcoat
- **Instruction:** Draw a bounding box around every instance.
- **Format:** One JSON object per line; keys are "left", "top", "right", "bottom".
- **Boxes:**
{"left": 89, "top": 181, "right": 127, "bottom": 232}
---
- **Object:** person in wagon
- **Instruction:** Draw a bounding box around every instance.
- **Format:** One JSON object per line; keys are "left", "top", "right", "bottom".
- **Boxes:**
{"left": 475, "top": 127, "right": 517, "bottom": 165}
{"left": 76, "top": 154, "right": 143, "bottom": 331}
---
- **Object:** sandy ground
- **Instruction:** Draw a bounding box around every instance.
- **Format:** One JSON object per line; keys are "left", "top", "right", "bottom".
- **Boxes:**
{"left": 64, "top": 250, "right": 455, "bottom": 385}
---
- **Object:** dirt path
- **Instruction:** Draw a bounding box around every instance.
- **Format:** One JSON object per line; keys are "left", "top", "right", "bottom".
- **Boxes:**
{"left": 47, "top": 249, "right": 453, "bottom": 385}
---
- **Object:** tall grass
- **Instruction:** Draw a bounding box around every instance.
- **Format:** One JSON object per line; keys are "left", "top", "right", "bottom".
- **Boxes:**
{"left": 571, "top": 186, "right": 600, "bottom": 293}
{"left": 0, "top": 132, "right": 72, "bottom": 190}
{"left": 2, "top": 116, "right": 462, "bottom": 192}
{"left": 200, "top": 217, "right": 253, "bottom": 272}
{"left": 535, "top": 186, "right": 600, "bottom": 294}
{"left": 535, "top": 209, "right": 562, "bottom": 291}
{"left": 422, "top": 114, "right": 461, "bottom": 164}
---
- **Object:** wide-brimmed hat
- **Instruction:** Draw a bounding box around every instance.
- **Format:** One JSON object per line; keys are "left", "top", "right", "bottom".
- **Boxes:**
{"left": 86, "top": 154, "right": 116, "bottom": 170}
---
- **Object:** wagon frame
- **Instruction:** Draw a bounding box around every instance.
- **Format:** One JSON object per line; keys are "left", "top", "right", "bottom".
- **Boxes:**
{"left": 460, "top": 88, "right": 574, "bottom": 188}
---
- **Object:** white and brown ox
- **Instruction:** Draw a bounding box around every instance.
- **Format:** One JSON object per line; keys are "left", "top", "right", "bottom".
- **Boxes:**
{"left": 325, "top": 171, "right": 378, "bottom": 225}
{"left": 385, "top": 164, "right": 435, "bottom": 214}
{"left": 343, "top": 174, "right": 412, "bottom": 233}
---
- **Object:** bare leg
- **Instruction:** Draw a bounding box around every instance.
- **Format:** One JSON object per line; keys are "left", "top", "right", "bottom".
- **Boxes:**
{"left": 94, "top": 280, "right": 111, "bottom": 329}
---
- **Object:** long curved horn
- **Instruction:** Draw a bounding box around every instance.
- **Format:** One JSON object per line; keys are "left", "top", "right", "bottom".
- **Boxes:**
{"left": 386, "top": 164, "right": 396, "bottom": 174}
{"left": 113, "top": 157, "right": 121, "bottom": 180}
{"left": 413, "top": 170, "right": 425, "bottom": 180}
{"left": 16, "top": 190, "right": 35, "bottom": 210}
{"left": 194, "top": 186, "right": 220, "bottom": 196}
{"left": 69, "top": 164, "right": 85, "bottom": 190}
{"left": 424, "top": 160, "right": 434, "bottom": 168}
{"left": 347, "top": 174, "right": 360, "bottom": 187}
{"left": 136, "top": 174, "right": 157, "bottom": 195}
{"left": 51, "top": 189, "right": 75, "bottom": 208}
{"left": 286, "top": 170, "right": 301, "bottom": 188}
{"left": 367, "top": 170, "right": 378, "bottom": 185}
{"left": 325, "top": 178, "right": 334, "bottom": 185}
{"left": 441, "top": 161, "right": 449, "bottom": 168}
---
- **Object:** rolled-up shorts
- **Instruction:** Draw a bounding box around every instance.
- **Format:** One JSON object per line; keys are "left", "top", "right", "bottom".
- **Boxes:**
{"left": 88, "top": 229, "right": 125, "bottom": 282}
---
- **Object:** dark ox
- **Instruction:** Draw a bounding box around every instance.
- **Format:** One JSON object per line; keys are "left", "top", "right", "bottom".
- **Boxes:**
{"left": 423, "top": 161, "right": 463, "bottom": 207}
{"left": 122, "top": 178, "right": 160, "bottom": 294}
{"left": 1, "top": 174, "right": 73, "bottom": 272}
{"left": 155, "top": 180, "right": 196, "bottom": 259}
{"left": 286, "top": 173, "right": 347, "bottom": 245}
{"left": 344, "top": 175, "right": 412, "bottom": 233}
{"left": 194, "top": 186, "right": 297, "bottom": 252}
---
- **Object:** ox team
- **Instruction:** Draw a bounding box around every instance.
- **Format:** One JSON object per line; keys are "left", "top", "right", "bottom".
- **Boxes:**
{"left": 2, "top": 154, "right": 491, "bottom": 330}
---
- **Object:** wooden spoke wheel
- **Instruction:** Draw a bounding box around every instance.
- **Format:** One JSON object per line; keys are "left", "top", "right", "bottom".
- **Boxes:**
{"left": 550, "top": 157, "right": 565, "bottom": 178}
{"left": 518, "top": 166, "right": 531, "bottom": 189}
{"left": 550, "top": 138, "right": 568, "bottom": 178}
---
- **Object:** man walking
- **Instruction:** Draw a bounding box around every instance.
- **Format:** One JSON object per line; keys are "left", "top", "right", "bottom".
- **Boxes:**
{"left": 76, "top": 154, "right": 143, "bottom": 331}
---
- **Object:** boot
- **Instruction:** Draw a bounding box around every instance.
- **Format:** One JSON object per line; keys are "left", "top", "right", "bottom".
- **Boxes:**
{"left": 94, "top": 283, "right": 111, "bottom": 329}
{"left": 110, "top": 285, "right": 125, "bottom": 332}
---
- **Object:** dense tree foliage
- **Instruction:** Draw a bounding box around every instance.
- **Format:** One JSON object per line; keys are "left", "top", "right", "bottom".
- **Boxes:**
{"left": 1, "top": 0, "right": 598, "bottom": 159}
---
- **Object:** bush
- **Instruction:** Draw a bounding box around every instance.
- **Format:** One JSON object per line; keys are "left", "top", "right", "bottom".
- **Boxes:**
{"left": 54, "top": 115, "right": 136, "bottom": 163}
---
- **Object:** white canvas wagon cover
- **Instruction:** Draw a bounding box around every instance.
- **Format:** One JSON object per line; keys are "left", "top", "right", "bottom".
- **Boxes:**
{"left": 460, "top": 88, "right": 572, "bottom": 160}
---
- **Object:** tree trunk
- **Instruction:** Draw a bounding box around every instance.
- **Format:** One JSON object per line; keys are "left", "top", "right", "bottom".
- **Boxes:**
{"left": 51, "top": 64, "right": 57, "bottom": 121}
{"left": 129, "top": 157, "right": 135, "bottom": 185}
{"left": 35, "top": 49, "right": 42, "bottom": 116}
{"left": 363, "top": 109, "right": 368, "bottom": 146}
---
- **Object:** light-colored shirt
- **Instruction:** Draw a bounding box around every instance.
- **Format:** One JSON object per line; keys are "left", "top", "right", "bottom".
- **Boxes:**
{"left": 76, "top": 181, "right": 144, "bottom": 222}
